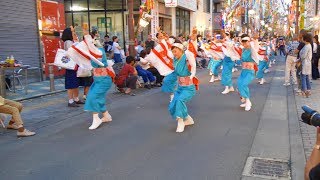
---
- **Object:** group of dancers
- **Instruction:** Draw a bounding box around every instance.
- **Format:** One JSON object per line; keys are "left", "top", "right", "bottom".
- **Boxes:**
{"left": 202, "top": 32, "right": 275, "bottom": 112}
{"left": 65, "top": 27, "right": 276, "bottom": 133}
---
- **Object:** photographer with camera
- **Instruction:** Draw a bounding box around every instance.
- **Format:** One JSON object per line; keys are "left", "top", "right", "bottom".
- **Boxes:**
{"left": 301, "top": 106, "right": 320, "bottom": 179}
{"left": 304, "top": 127, "right": 320, "bottom": 180}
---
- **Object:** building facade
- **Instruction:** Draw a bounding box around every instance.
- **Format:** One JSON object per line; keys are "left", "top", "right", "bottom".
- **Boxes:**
{"left": 0, "top": 0, "right": 212, "bottom": 78}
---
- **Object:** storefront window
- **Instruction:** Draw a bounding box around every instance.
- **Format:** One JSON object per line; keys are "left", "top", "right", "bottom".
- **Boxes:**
{"left": 65, "top": 13, "right": 73, "bottom": 27}
{"left": 71, "top": 0, "right": 88, "bottom": 11}
{"left": 90, "top": 12, "right": 106, "bottom": 40}
{"left": 107, "top": 12, "right": 124, "bottom": 46}
{"left": 73, "top": 12, "right": 88, "bottom": 40}
{"left": 176, "top": 8, "right": 190, "bottom": 36}
{"left": 89, "top": 0, "right": 105, "bottom": 10}
{"left": 107, "top": 0, "right": 124, "bottom": 10}
{"left": 64, "top": 0, "right": 72, "bottom": 11}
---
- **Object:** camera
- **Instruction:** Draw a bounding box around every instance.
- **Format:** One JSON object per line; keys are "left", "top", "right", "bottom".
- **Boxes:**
{"left": 301, "top": 106, "right": 320, "bottom": 127}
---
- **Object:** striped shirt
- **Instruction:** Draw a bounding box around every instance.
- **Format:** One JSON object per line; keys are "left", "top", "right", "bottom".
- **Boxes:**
{"left": 286, "top": 41, "right": 300, "bottom": 57}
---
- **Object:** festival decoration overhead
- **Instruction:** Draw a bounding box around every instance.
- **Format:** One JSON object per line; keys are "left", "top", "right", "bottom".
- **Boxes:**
{"left": 135, "top": 0, "right": 154, "bottom": 36}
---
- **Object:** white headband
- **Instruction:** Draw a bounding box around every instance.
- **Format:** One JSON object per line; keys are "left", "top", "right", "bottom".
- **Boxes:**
{"left": 242, "top": 37, "right": 250, "bottom": 41}
{"left": 172, "top": 43, "right": 184, "bottom": 50}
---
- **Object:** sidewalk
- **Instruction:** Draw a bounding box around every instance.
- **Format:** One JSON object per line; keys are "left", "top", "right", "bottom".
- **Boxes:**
{"left": 5, "top": 77, "right": 120, "bottom": 101}
{"left": 241, "top": 55, "right": 313, "bottom": 180}
{"left": 293, "top": 79, "right": 320, "bottom": 160}
{"left": 5, "top": 78, "right": 66, "bottom": 101}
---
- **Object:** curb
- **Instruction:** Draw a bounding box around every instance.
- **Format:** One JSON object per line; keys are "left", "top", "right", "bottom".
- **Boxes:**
{"left": 288, "top": 85, "right": 306, "bottom": 180}
{"left": 242, "top": 60, "right": 291, "bottom": 179}
{"left": 13, "top": 90, "right": 67, "bottom": 102}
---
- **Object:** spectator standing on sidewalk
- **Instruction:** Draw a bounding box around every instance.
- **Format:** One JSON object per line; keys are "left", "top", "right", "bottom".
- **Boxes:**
{"left": 112, "top": 36, "right": 122, "bottom": 63}
{"left": 299, "top": 33, "right": 312, "bottom": 97}
{"left": 305, "top": 127, "right": 320, "bottom": 180}
{"left": 295, "top": 29, "right": 308, "bottom": 94}
{"left": 284, "top": 35, "right": 299, "bottom": 86}
{"left": 0, "top": 96, "right": 35, "bottom": 137}
{"left": 312, "top": 35, "right": 320, "bottom": 80}
{"left": 62, "top": 27, "right": 84, "bottom": 107}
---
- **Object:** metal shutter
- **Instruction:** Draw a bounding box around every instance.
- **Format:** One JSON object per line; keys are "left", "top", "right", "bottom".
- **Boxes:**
{"left": 0, "top": 0, "right": 41, "bottom": 68}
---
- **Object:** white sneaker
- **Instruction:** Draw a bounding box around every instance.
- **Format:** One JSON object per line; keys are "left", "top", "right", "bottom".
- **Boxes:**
{"left": 222, "top": 87, "right": 230, "bottom": 94}
{"left": 209, "top": 76, "right": 215, "bottom": 83}
{"left": 259, "top": 78, "right": 265, "bottom": 85}
{"left": 229, "top": 86, "right": 235, "bottom": 92}
{"left": 240, "top": 103, "right": 246, "bottom": 108}
{"left": 89, "top": 115, "right": 102, "bottom": 130}
{"left": 245, "top": 100, "right": 252, "bottom": 111}
{"left": 283, "top": 83, "right": 290, "bottom": 86}
{"left": 184, "top": 115, "right": 194, "bottom": 126}
{"left": 102, "top": 112, "right": 112, "bottom": 122}
{"left": 176, "top": 118, "right": 185, "bottom": 133}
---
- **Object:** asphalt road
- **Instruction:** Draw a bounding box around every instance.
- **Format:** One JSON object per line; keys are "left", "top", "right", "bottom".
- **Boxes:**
{"left": 0, "top": 66, "right": 275, "bottom": 180}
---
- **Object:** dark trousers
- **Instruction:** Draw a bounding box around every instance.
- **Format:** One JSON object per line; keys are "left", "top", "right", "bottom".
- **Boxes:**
{"left": 296, "top": 65, "right": 302, "bottom": 90}
{"left": 148, "top": 67, "right": 163, "bottom": 84}
{"left": 125, "top": 76, "right": 138, "bottom": 89}
{"left": 312, "top": 55, "right": 319, "bottom": 79}
{"left": 279, "top": 46, "right": 286, "bottom": 56}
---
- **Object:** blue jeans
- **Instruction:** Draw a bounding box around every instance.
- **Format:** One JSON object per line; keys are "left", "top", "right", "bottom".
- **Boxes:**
{"left": 136, "top": 66, "right": 155, "bottom": 83}
{"left": 113, "top": 53, "right": 122, "bottom": 63}
{"left": 301, "top": 74, "right": 311, "bottom": 91}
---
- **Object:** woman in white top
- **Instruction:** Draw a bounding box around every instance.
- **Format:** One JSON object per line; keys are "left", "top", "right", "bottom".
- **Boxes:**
{"left": 312, "top": 35, "right": 319, "bottom": 80}
{"left": 112, "top": 36, "right": 122, "bottom": 63}
{"left": 299, "top": 33, "right": 313, "bottom": 97}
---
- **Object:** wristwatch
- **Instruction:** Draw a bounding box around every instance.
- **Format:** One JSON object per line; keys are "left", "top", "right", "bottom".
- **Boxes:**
{"left": 315, "top": 145, "right": 320, "bottom": 150}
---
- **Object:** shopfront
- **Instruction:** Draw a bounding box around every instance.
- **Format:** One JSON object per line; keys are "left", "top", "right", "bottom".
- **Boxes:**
{"left": 174, "top": 0, "right": 196, "bottom": 37}
{"left": 176, "top": 8, "right": 190, "bottom": 36}
{"left": 64, "top": 0, "right": 141, "bottom": 47}
{"left": 159, "top": 2, "right": 172, "bottom": 35}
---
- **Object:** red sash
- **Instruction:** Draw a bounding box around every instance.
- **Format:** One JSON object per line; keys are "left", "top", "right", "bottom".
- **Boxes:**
{"left": 188, "top": 41, "right": 197, "bottom": 58}
{"left": 84, "top": 39, "right": 103, "bottom": 59}
{"left": 159, "top": 42, "right": 173, "bottom": 63}
{"left": 234, "top": 47, "right": 242, "bottom": 57}
{"left": 152, "top": 49, "right": 174, "bottom": 70}
{"left": 258, "top": 50, "right": 268, "bottom": 61}
{"left": 186, "top": 59, "right": 199, "bottom": 91}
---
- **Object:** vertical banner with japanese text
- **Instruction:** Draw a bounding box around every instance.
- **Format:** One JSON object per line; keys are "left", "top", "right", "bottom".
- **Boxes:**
{"left": 151, "top": 0, "right": 159, "bottom": 37}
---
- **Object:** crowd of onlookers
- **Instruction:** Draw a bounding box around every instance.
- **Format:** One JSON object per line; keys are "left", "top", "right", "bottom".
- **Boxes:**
{"left": 283, "top": 29, "right": 320, "bottom": 98}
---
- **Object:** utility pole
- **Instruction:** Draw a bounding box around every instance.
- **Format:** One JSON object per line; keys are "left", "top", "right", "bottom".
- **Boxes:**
{"left": 295, "top": 0, "right": 299, "bottom": 34}
{"left": 128, "top": 0, "right": 135, "bottom": 56}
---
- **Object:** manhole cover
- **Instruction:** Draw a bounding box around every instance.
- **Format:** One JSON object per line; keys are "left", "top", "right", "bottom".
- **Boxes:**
{"left": 243, "top": 157, "right": 291, "bottom": 179}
